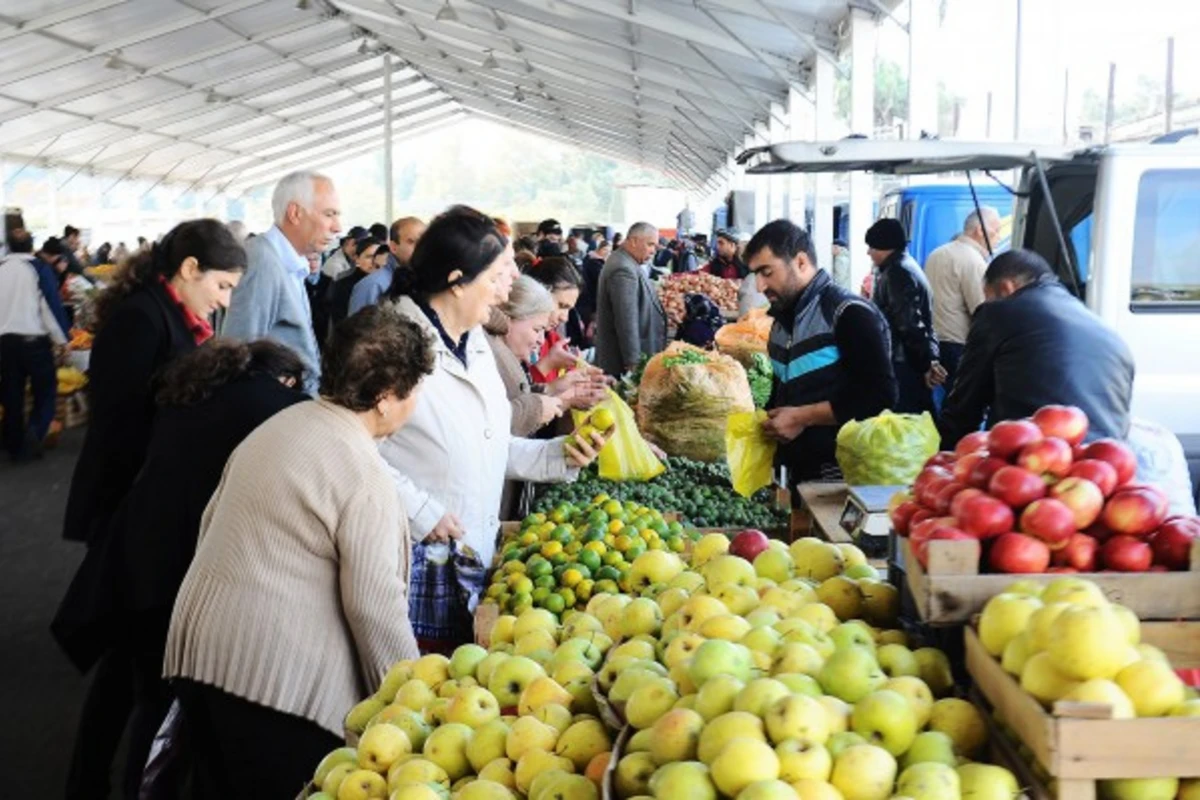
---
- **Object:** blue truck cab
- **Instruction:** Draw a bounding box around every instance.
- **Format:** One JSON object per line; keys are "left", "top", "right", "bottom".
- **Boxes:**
{"left": 878, "top": 183, "right": 1015, "bottom": 264}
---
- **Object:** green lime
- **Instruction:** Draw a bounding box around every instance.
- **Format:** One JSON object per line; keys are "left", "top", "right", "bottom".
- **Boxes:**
{"left": 543, "top": 593, "right": 566, "bottom": 615}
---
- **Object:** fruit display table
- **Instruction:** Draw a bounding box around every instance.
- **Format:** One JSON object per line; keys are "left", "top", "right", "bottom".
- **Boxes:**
{"left": 793, "top": 482, "right": 853, "bottom": 544}
{"left": 902, "top": 538, "right": 1200, "bottom": 623}
{"left": 965, "top": 620, "right": 1200, "bottom": 800}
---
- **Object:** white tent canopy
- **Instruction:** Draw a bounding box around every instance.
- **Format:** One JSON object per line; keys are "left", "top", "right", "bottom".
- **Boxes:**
{"left": 0, "top": 0, "right": 896, "bottom": 195}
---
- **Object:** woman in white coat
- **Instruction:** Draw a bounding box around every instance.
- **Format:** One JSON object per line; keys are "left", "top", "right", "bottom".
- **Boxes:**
{"left": 381, "top": 206, "right": 603, "bottom": 651}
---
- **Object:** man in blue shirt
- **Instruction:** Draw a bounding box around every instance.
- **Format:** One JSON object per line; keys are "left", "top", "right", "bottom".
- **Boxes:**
{"left": 348, "top": 216, "right": 425, "bottom": 313}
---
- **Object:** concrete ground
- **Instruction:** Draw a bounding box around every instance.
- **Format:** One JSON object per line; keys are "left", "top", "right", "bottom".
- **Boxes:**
{"left": 0, "top": 428, "right": 123, "bottom": 797}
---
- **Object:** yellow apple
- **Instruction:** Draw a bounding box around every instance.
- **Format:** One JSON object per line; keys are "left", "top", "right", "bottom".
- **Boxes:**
{"left": 625, "top": 681, "right": 680, "bottom": 729}
{"left": 765, "top": 694, "right": 830, "bottom": 747}
{"left": 649, "top": 760, "right": 718, "bottom": 800}
{"left": 697, "top": 711, "right": 767, "bottom": 764}
{"left": 979, "top": 592, "right": 1043, "bottom": 657}
{"left": 620, "top": 597, "right": 664, "bottom": 638}
{"left": 777, "top": 740, "right": 832, "bottom": 783}
{"left": 466, "top": 719, "right": 510, "bottom": 772}
{"left": 792, "top": 778, "right": 846, "bottom": 800}
{"left": 378, "top": 661, "right": 416, "bottom": 703}
{"left": 850, "top": 690, "right": 918, "bottom": 756}
{"left": 554, "top": 717, "right": 611, "bottom": 771}
{"left": 490, "top": 615, "right": 518, "bottom": 645}
{"left": 830, "top": 744, "right": 896, "bottom": 800}
{"left": 700, "top": 613, "right": 753, "bottom": 641}
{"left": 1040, "top": 576, "right": 1108, "bottom": 608}
{"left": 1000, "top": 632, "right": 1035, "bottom": 677}
{"left": 412, "top": 654, "right": 452, "bottom": 689}
{"left": 817, "top": 696, "right": 851, "bottom": 736}
{"left": 1047, "top": 606, "right": 1129, "bottom": 681}
{"left": 664, "top": 632, "right": 706, "bottom": 669}
{"left": 710, "top": 737, "right": 781, "bottom": 796}
{"left": 927, "top": 698, "right": 986, "bottom": 758}
{"left": 897, "top": 762, "right": 961, "bottom": 800}
{"left": 477, "top": 758, "right": 516, "bottom": 790}
{"left": 629, "top": 550, "right": 684, "bottom": 590}
{"left": 955, "top": 763, "right": 1019, "bottom": 800}
{"left": 694, "top": 674, "right": 746, "bottom": 721}
{"left": 357, "top": 723, "right": 412, "bottom": 772}
{"left": 321, "top": 761, "right": 358, "bottom": 797}
{"left": 703, "top": 554, "right": 758, "bottom": 591}
{"left": 336, "top": 769, "right": 387, "bottom": 800}
{"left": 734, "top": 678, "right": 792, "bottom": 717}
{"left": 513, "top": 607, "right": 559, "bottom": 641}
{"left": 816, "top": 577, "right": 864, "bottom": 621}
{"left": 772, "top": 643, "right": 824, "bottom": 677}
{"left": 681, "top": 595, "right": 732, "bottom": 631}
{"left": 346, "top": 696, "right": 389, "bottom": 733}
{"left": 791, "top": 603, "right": 839, "bottom": 634}
{"left": 532, "top": 703, "right": 573, "bottom": 735}
{"left": 790, "top": 539, "right": 845, "bottom": 581}
{"left": 880, "top": 677, "right": 934, "bottom": 728}
{"left": 518, "top": 676, "right": 572, "bottom": 716}
{"left": 739, "top": 779, "right": 802, "bottom": 800}
{"left": 514, "top": 749, "right": 574, "bottom": 796}
{"left": 1098, "top": 778, "right": 1179, "bottom": 800}
{"left": 423, "top": 722, "right": 473, "bottom": 781}
{"left": 649, "top": 707, "right": 705, "bottom": 764}
{"left": 387, "top": 757, "right": 450, "bottom": 794}
{"left": 396, "top": 680, "right": 439, "bottom": 712}
{"left": 1116, "top": 659, "right": 1186, "bottom": 717}
{"left": 614, "top": 751, "right": 657, "bottom": 799}
{"left": 1061, "top": 679, "right": 1135, "bottom": 719}
{"left": 446, "top": 686, "right": 501, "bottom": 728}
{"left": 912, "top": 649, "right": 955, "bottom": 698}
{"left": 454, "top": 779, "right": 515, "bottom": 800}
{"left": 505, "top": 715, "right": 559, "bottom": 761}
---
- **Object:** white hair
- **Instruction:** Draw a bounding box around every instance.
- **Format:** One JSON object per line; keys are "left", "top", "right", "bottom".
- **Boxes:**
{"left": 271, "top": 170, "right": 331, "bottom": 225}
{"left": 627, "top": 221, "right": 657, "bottom": 240}
{"left": 225, "top": 220, "right": 248, "bottom": 242}
{"left": 963, "top": 206, "right": 1001, "bottom": 234}
{"left": 499, "top": 275, "right": 557, "bottom": 321}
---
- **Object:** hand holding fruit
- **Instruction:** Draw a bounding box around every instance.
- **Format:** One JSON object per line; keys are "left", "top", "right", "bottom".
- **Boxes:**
{"left": 562, "top": 428, "right": 608, "bottom": 468}
{"left": 762, "top": 406, "right": 806, "bottom": 443}
{"left": 427, "top": 512, "right": 465, "bottom": 544}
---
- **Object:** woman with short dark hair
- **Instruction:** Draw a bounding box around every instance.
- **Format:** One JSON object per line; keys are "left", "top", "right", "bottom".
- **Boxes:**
{"left": 381, "top": 206, "right": 604, "bottom": 651}
{"left": 54, "top": 339, "right": 307, "bottom": 798}
{"left": 163, "top": 308, "right": 433, "bottom": 798}
{"left": 328, "top": 236, "right": 387, "bottom": 329}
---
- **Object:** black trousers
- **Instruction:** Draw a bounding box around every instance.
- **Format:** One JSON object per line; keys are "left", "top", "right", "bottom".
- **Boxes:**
{"left": 894, "top": 360, "right": 934, "bottom": 415}
{"left": 0, "top": 333, "right": 56, "bottom": 458}
{"left": 175, "top": 679, "right": 341, "bottom": 799}
{"left": 933, "top": 341, "right": 965, "bottom": 418}
{"left": 66, "top": 647, "right": 135, "bottom": 800}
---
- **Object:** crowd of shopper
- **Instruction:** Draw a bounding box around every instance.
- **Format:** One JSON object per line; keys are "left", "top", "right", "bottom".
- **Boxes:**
{"left": 0, "top": 166, "right": 1139, "bottom": 798}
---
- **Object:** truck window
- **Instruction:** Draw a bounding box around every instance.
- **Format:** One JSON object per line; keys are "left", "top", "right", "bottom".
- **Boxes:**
{"left": 1131, "top": 169, "right": 1200, "bottom": 309}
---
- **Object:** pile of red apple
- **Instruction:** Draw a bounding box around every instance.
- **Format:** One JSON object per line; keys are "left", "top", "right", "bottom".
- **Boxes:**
{"left": 890, "top": 404, "right": 1200, "bottom": 574}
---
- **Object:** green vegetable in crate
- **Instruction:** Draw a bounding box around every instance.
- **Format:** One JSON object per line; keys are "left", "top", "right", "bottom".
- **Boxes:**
{"left": 637, "top": 342, "right": 755, "bottom": 463}
{"left": 747, "top": 351, "right": 773, "bottom": 409}
{"left": 836, "top": 410, "right": 940, "bottom": 486}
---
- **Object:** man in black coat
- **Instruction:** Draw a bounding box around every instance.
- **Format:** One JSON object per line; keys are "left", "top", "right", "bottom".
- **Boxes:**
{"left": 938, "top": 249, "right": 1135, "bottom": 449}
{"left": 866, "top": 218, "right": 945, "bottom": 413}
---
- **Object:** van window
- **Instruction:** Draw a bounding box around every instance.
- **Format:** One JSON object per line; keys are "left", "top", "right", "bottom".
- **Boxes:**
{"left": 1131, "top": 169, "right": 1200, "bottom": 309}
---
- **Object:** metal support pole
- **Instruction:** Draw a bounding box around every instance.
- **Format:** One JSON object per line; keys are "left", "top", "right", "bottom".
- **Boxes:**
{"left": 813, "top": 55, "right": 836, "bottom": 282}
{"left": 1165, "top": 37, "right": 1175, "bottom": 134}
{"left": 1104, "top": 62, "right": 1116, "bottom": 145}
{"left": 1013, "top": 0, "right": 1023, "bottom": 140}
{"left": 384, "top": 52, "right": 395, "bottom": 224}
{"left": 848, "top": 9, "right": 876, "bottom": 292}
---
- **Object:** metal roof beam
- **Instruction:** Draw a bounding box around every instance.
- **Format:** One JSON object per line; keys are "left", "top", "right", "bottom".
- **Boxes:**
{"left": 0, "top": 38, "right": 374, "bottom": 151}
{"left": 0, "top": 0, "right": 268, "bottom": 87}
{"left": 0, "top": 0, "right": 127, "bottom": 44}
{"left": 0, "top": 16, "right": 330, "bottom": 125}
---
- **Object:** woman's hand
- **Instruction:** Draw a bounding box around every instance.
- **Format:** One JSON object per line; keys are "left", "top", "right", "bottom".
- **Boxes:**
{"left": 563, "top": 429, "right": 609, "bottom": 468}
{"left": 425, "top": 512, "right": 464, "bottom": 543}
{"left": 538, "top": 394, "right": 565, "bottom": 424}
{"left": 539, "top": 337, "right": 577, "bottom": 374}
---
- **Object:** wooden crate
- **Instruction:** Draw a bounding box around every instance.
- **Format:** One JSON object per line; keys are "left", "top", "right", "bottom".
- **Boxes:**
{"left": 601, "top": 725, "right": 632, "bottom": 800}
{"left": 965, "top": 621, "right": 1200, "bottom": 800}
{"left": 902, "top": 537, "right": 1200, "bottom": 623}
{"left": 474, "top": 601, "right": 501, "bottom": 648}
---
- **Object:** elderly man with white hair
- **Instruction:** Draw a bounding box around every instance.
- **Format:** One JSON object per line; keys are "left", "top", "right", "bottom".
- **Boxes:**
{"left": 593, "top": 221, "right": 667, "bottom": 377}
{"left": 923, "top": 205, "right": 1002, "bottom": 398}
{"left": 221, "top": 171, "right": 341, "bottom": 395}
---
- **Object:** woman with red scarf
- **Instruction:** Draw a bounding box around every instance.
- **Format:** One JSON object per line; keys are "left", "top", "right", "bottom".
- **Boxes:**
{"left": 59, "top": 218, "right": 246, "bottom": 799}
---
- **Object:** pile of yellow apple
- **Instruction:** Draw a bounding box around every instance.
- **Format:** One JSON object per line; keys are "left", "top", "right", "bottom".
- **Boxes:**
{"left": 978, "top": 577, "right": 1200, "bottom": 800}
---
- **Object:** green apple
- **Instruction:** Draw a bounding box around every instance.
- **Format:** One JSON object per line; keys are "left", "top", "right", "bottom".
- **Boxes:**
{"left": 901, "top": 731, "right": 957, "bottom": 769}
{"left": 423, "top": 722, "right": 473, "bottom": 781}
{"left": 526, "top": 766, "right": 572, "bottom": 800}
{"left": 790, "top": 538, "right": 845, "bottom": 581}
{"left": 614, "top": 751, "right": 658, "bottom": 799}
{"left": 322, "top": 761, "right": 357, "bottom": 796}
{"left": 742, "top": 625, "right": 784, "bottom": 655}
{"left": 346, "top": 696, "right": 389, "bottom": 733}
{"left": 610, "top": 667, "right": 670, "bottom": 705}
{"left": 621, "top": 597, "right": 664, "bottom": 638}
{"left": 449, "top": 644, "right": 489, "bottom": 681}
{"left": 825, "top": 731, "right": 867, "bottom": 759}
{"left": 378, "top": 661, "right": 416, "bottom": 703}
{"left": 697, "top": 711, "right": 767, "bottom": 764}
{"left": 829, "top": 622, "right": 876, "bottom": 654}
{"left": 913, "top": 648, "right": 955, "bottom": 698}
{"left": 738, "top": 779, "right": 802, "bottom": 800}
{"left": 488, "top": 656, "right": 546, "bottom": 708}
{"left": 771, "top": 642, "right": 824, "bottom": 677}
{"left": 850, "top": 690, "right": 917, "bottom": 756}
{"left": 734, "top": 678, "right": 792, "bottom": 718}
{"left": 629, "top": 549, "right": 685, "bottom": 590}
{"left": 649, "top": 760, "right": 718, "bottom": 800}
{"left": 387, "top": 757, "right": 450, "bottom": 794}
{"left": 466, "top": 719, "right": 511, "bottom": 772}
{"left": 776, "top": 740, "right": 832, "bottom": 783}
{"left": 897, "top": 762, "right": 961, "bottom": 800}
{"left": 927, "top": 698, "right": 987, "bottom": 759}
{"left": 846, "top": 564, "right": 879, "bottom": 580}
{"left": 754, "top": 548, "right": 795, "bottom": 582}
{"left": 694, "top": 674, "right": 746, "bottom": 721}
{"left": 555, "top": 717, "right": 612, "bottom": 771}
{"left": 625, "top": 681, "right": 681, "bottom": 730}
{"left": 357, "top": 723, "right": 412, "bottom": 772}
{"left": 817, "top": 646, "right": 885, "bottom": 703}
{"left": 876, "top": 644, "right": 920, "bottom": 678}
{"left": 314, "top": 747, "right": 358, "bottom": 786}
{"left": 551, "top": 638, "right": 605, "bottom": 672}
{"left": 765, "top": 694, "right": 829, "bottom": 747}
{"left": 979, "top": 592, "right": 1043, "bottom": 657}
{"left": 1099, "top": 778, "right": 1179, "bottom": 800}
{"left": 881, "top": 676, "right": 934, "bottom": 728}
{"left": 445, "top": 686, "right": 501, "bottom": 728}
{"left": 476, "top": 652, "right": 511, "bottom": 689}
{"left": 774, "top": 673, "right": 823, "bottom": 697}
{"left": 703, "top": 554, "right": 757, "bottom": 591}
{"left": 781, "top": 623, "right": 836, "bottom": 659}
{"left": 689, "top": 639, "right": 754, "bottom": 687}
{"left": 709, "top": 737, "right": 781, "bottom": 797}
{"left": 956, "top": 763, "right": 1020, "bottom": 800}
{"left": 454, "top": 779, "right": 516, "bottom": 800}
{"left": 513, "top": 607, "right": 559, "bottom": 640}
{"left": 830, "top": 744, "right": 897, "bottom": 800}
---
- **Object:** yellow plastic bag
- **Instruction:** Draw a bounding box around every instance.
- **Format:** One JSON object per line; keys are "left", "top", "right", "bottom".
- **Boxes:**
{"left": 725, "top": 410, "right": 777, "bottom": 497}
{"left": 572, "top": 388, "right": 665, "bottom": 481}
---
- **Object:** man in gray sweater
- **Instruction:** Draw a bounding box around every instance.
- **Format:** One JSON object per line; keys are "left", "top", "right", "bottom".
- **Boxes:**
{"left": 221, "top": 171, "right": 341, "bottom": 395}
{"left": 593, "top": 221, "right": 667, "bottom": 377}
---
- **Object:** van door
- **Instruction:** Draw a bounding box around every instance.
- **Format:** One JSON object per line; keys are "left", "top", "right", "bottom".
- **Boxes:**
{"left": 1090, "top": 153, "right": 1200, "bottom": 436}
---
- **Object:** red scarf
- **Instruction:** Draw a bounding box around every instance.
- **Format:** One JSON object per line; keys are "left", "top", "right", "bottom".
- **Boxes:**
{"left": 159, "top": 276, "right": 214, "bottom": 345}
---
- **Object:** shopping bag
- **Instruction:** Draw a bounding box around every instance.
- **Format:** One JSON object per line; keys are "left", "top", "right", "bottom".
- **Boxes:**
{"left": 725, "top": 410, "right": 777, "bottom": 497}
{"left": 835, "top": 410, "right": 940, "bottom": 486}
{"left": 571, "top": 388, "right": 665, "bottom": 481}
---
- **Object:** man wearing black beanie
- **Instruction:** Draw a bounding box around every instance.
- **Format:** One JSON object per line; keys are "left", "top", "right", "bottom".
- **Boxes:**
{"left": 865, "top": 218, "right": 945, "bottom": 414}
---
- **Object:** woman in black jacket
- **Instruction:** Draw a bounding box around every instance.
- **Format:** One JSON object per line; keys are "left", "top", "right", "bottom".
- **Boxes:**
{"left": 58, "top": 218, "right": 246, "bottom": 800}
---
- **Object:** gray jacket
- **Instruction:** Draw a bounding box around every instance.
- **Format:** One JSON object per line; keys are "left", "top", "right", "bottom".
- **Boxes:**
{"left": 593, "top": 247, "right": 667, "bottom": 376}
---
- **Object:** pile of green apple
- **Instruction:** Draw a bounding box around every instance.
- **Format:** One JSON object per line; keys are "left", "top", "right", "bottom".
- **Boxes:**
{"left": 978, "top": 576, "right": 1200, "bottom": 800}
{"left": 583, "top": 532, "right": 1022, "bottom": 800}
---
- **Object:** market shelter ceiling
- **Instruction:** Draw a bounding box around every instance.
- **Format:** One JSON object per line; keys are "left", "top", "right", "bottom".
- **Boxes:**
{"left": 0, "top": 0, "right": 888, "bottom": 192}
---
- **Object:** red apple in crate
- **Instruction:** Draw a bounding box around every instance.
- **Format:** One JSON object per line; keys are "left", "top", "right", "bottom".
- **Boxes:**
{"left": 916, "top": 528, "right": 974, "bottom": 569}
{"left": 1016, "top": 437, "right": 1074, "bottom": 478}
{"left": 910, "top": 517, "right": 956, "bottom": 560}
{"left": 1019, "top": 498, "right": 1077, "bottom": 548}
{"left": 967, "top": 457, "right": 1010, "bottom": 490}
{"left": 1149, "top": 516, "right": 1200, "bottom": 570}
{"left": 956, "top": 495, "right": 1015, "bottom": 539}
{"left": 1067, "top": 459, "right": 1120, "bottom": 498}
{"left": 1031, "top": 404, "right": 1089, "bottom": 446}
{"left": 1083, "top": 521, "right": 1116, "bottom": 545}
{"left": 730, "top": 529, "right": 771, "bottom": 562}
{"left": 918, "top": 476, "right": 955, "bottom": 510}
{"left": 1100, "top": 535, "right": 1153, "bottom": 572}
{"left": 910, "top": 507, "right": 938, "bottom": 530}
{"left": 925, "top": 451, "right": 958, "bottom": 470}
{"left": 989, "top": 532, "right": 1052, "bottom": 574}
{"left": 987, "top": 420, "right": 1043, "bottom": 460}
{"left": 988, "top": 466, "right": 1048, "bottom": 508}
{"left": 932, "top": 480, "right": 967, "bottom": 515}
{"left": 954, "top": 451, "right": 988, "bottom": 484}
{"left": 913, "top": 466, "right": 953, "bottom": 503}
{"left": 1081, "top": 439, "right": 1138, "bottom": 486}
{"left": 1048, "top": 477, "right": 1105, "bottom": 529}
{"left": 889, "top": 500, "right": 924, "bottom": 536}
{"left": 950, "top": 487, "right": 987, "bottom": 520}
{"left": 1102, "top": 486, "right": 1169, "bottom": 537}
{"left": 1052, "top": 532, "right": 1099, "bottom": 571}
{"left": 954, "top": 430, "right": 990, "bottom": 458}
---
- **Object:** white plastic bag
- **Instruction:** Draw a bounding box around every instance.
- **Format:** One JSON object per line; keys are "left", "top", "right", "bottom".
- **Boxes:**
{"left": 1126, "top": 418, "right": 1196, "bottom": 516}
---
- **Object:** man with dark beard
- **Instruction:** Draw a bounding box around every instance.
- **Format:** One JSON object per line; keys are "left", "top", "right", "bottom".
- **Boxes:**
{"left": 746, "top": 219, "right": 897, "bottom": 482}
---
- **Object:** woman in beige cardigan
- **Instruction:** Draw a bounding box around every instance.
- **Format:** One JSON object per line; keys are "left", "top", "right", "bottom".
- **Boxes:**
{"left": 163, "top": 307, "right": 433, "bottom": 799}
{"left": 486, "top": 274, "right": 565, "bottom": 437}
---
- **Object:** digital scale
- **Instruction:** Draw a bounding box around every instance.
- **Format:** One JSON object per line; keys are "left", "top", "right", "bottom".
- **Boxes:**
{"left": 838, "top": 484, "right": 908, "bottom": 558}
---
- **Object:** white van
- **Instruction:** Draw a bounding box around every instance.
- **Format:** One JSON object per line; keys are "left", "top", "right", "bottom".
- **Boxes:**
{"left": 739, "top": 137, "right": 1200, "bottom": 487}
